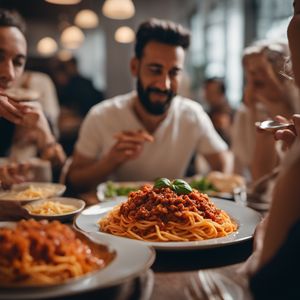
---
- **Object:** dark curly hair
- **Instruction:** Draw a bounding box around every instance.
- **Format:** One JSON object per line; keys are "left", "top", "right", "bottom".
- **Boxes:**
{"left": 0, "top": 9, "right": 26, "bottom": 34}
{"left": 135, "top": 18, "right": 190, "bottom": 59}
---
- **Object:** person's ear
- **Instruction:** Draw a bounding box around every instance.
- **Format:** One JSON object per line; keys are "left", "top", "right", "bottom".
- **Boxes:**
{"left": 130, "top": 57, "right": 139, "bottom": 77}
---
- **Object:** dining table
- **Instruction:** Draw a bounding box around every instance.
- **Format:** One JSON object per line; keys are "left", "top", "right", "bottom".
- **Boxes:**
{"left": 0, "top": 189, "right": 262, "bottom": 300}
{"left": 61, "top": 191, "right": 261, "bottom": 300}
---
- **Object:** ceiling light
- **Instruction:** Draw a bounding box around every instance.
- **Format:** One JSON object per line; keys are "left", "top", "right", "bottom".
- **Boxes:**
{"left": 45, "top": 0, "right": 81, "bottom": 4}
{"left": 102, "top": 0, "right": 135, "bottom": 20}
{"left": 61, "top": 26, "right": 84, "bottom": 49}
{"left": 114, "top": 26, "right": 135, "bottom": 43}
{"left": 74, "top": 9, "right": 99, "bottom": 29}
{"left": 37, "top": 37, "right": 58, "bottom": 56}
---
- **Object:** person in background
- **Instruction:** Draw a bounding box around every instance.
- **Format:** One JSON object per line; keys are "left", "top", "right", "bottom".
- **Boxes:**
{"left": 234, "top": 2, "right": 300, "bottom": 298}
{"left": 0, "top": 9, "right": 65, "bottom": 186}
{"left": 68, "top": 18, "right": 229, "bottom": 193}
{"left": 231, "top": 40, "right": 299, "bottom": 181}
{"left": 52, "top": 57, "right": 105, "bottom": 156}
{"left": 203, "top": 77, "right": 234, "bottom": 145}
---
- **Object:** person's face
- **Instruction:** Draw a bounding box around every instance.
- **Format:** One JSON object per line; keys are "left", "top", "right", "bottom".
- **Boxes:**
{"left": 131, "top": 41, "right": 185, "bottom": 115}
{"left": 288, "top": 0, "right": 300, "bottom": 87}
{"left": 0, "top": 27, "right": 27, "bottom": 89}
{"left": 204, "top": 82, "right": 223, "bottom": 106}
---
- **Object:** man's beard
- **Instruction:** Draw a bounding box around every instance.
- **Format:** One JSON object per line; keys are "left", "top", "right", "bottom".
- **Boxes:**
{"left": 137, "top": 79, "right": 175, "bottom": 115}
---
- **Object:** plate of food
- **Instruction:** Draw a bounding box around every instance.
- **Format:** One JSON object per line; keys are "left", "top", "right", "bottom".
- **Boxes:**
{"left": 0, "top": 182, "right": 66, "bottom": 203}
{"left": 0, "top": 219, "right": 155, "bottom": 299}
{"left": 76, "top": 178, "right": 261, "bottom": 251}
{"left": 188, "top": 171, "right": 246, "bottom": 200}
{"left": 22, "top": 197, "right": 86, "bottom": 221}
{"left": 97, "top": 181, "right": 150, "bottom": 201}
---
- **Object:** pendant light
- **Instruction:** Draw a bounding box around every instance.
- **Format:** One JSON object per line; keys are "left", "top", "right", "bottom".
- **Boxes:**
{"left": 74, "top": 9, "right": 99, "bottom": 29}
{"left": 102, "top": 0, "right": 135, "bottom": 20}
{"left": 61, "top": 25, "right": 84, "bottom": 49}
{"left": 37, "top": 37, "right": 58, "bottom": 56}
{"left": 114, "top": 26, "right": 135, "bottom": 43}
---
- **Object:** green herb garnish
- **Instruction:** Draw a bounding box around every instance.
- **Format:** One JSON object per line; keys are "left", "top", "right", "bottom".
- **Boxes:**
{"left": 105, "top": 181, "right": 139, "bottom": 197}
{"left": 189, "top": 177, "right": 217, "bottom": 193}
{"left": 154, "top": 178, "right": 192, "bottom": 195}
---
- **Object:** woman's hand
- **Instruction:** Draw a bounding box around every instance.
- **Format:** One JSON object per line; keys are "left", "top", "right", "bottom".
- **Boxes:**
{"left": 274, "top": 114, "right": 300, "bottom": 150}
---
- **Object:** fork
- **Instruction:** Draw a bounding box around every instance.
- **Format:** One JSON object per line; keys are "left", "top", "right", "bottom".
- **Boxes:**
{"left": 199, "top": 271, "right": 224, "bottom": 300}
{"left": 185, "top": 270, "right": 236, "bottom": 300}
{"left": 184, "top": 274, "right": 207, "bottom": 300}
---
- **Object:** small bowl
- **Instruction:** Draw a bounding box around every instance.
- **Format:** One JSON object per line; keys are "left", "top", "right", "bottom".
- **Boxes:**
{"left": 23, "top": 197, "right": 85, "bottom": 221}
{"left": 0, "top": 182, "right": 66, "bottom": 203}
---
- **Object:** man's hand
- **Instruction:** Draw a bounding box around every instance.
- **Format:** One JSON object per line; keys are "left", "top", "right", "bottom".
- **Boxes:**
{"left": 0, "top": 91, "right": 40, "bottom": 126}
{"left": 106, "top": 130, "right": 154, "bottom": 166}
{"left": 0, "top": 92, "right": 25, "bottom": 124}
{"left": 0, "top": 162, "right": 31, "bottom": 189}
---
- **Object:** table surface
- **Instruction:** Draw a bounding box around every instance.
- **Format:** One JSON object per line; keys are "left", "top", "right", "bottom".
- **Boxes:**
{"left": 0, "top": 191, "right": 257, "bottom": 300}
{"left": 75, "top": 191, "right": 255, "bottom": 300}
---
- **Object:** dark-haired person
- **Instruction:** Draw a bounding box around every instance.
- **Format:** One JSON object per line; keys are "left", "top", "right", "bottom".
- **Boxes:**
{"left": 203, "top": 77, "right": 234, "bottom": 145}
{"left": 0, "top": 9, "right": 65, "bottom": 187}
{"left": 248, "top": 1, "right": 300, "bottom": 298}
{"left": 68, "top": 18, "right": 229, "bottom": 193}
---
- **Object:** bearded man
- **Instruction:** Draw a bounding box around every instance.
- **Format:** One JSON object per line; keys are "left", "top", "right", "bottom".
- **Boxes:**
{"left": 68, "top": 18, "right": 229, "bottom": 192}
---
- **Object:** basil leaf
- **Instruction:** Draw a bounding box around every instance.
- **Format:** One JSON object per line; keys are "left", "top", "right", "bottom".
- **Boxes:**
{"left": 172, "top": 179, "right": 193, "bottom": 195}
{"left": 154, "top": 178, "right": 172, "bottom": 189}
{"left": 190, "top": 178, "right": 217, "bottom": 192}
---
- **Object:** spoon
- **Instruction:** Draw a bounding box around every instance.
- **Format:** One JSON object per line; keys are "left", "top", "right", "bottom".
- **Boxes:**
{"left": 256, "top": 120, "right": 295, "bottom": 133}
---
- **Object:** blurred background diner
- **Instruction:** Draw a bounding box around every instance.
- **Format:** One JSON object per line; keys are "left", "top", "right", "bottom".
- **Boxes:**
{"left": 0, "top": 0, "right": 295, "bottom": 189}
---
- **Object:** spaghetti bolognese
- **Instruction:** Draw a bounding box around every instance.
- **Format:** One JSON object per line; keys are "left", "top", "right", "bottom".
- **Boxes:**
{"left": 0, "top": 219, "right": 114, "bottom": 285}
{"left": 99, "top": 184, "right": 237, "bottom": 242}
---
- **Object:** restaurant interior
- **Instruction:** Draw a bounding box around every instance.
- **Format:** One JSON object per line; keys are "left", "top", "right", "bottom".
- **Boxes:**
{"left": 0, "top": 0, "right": 298, "bottom": 299}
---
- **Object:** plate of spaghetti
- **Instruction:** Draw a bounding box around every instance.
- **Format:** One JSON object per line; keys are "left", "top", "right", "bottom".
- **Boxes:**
{"left": 0, "top": 219, "right": 155, "bottom": 299}
{"left": 75, "top": 182, "right": 261, "bottom": 250}
{"left": 0, "top": 182, "right": 66, "bottom": 202}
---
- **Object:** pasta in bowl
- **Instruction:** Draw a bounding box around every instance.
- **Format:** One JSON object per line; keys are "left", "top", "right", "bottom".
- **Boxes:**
{"left": 0, "top": 219, "right": 115, "bottom": 287}
{"left": 0, "top": 182, "right": 66, "bottom": 203}
{"left": 23, "top": 197, "right": 86, "bottom": 221}
{"left": 99, "top": 179, "right": 238, "bottom": 242}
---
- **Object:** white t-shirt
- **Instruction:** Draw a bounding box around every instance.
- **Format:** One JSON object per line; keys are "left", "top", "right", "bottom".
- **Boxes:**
{"left": 75, "top": 92, "right": 228, "bottom": 181}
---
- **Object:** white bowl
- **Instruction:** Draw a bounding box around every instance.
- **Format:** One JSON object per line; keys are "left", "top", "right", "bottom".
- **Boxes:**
{"left": 23, "top": 197, "right": 85, "bottom": 221}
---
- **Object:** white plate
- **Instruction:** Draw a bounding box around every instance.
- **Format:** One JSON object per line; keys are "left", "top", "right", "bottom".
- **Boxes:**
{"left": 0, "top": 182, "right": 66, "bottom": 202}
{"left": 0, "top": 222, "right": 155, "bottom": 300}
{"left": 75, "top": 198, "right": 262, "bottom": 251}
{"left": 22, "top": 197, "right": 86, "bottom": 221}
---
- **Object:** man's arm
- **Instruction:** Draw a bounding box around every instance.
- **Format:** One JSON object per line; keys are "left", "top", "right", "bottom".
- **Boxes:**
{"left": 203, "top": 150, "right": 231, "bottom": 173}
{"left": 67, "top": 151, "right": 120, "bottom": 193}
{"left": 68, "top": 130, "right": 154, "bottom": 193}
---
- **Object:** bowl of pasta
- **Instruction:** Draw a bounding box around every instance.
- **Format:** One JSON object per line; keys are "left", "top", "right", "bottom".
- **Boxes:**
{"left": 0, "top": 219, "right": 155, "bottom": 299}
{"left": 0, "top": 182, "right": 66, "bottom": 203}
{"left": 23, "top": 197, "right": 86, "bottom": 221}
{"left": 0, "top": 219, "right": 115, "bottom": 288}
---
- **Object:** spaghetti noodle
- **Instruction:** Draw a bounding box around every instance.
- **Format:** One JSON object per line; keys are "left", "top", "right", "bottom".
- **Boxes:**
{"left": 0, "top": 185, "right": 57, "bottom": 201}
{"left": 26, "top": 200, "right": 77, "bottom": 215}
{"left": 99, "top": 185, "right": 237, "bottom": 242}
{"left": 0, "top": 219, "right": 113, "bottom": 285}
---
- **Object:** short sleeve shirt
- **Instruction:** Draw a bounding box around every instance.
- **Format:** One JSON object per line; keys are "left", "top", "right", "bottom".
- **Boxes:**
{"left": 75, "top": 92, "right": 228, "bottom": 181}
